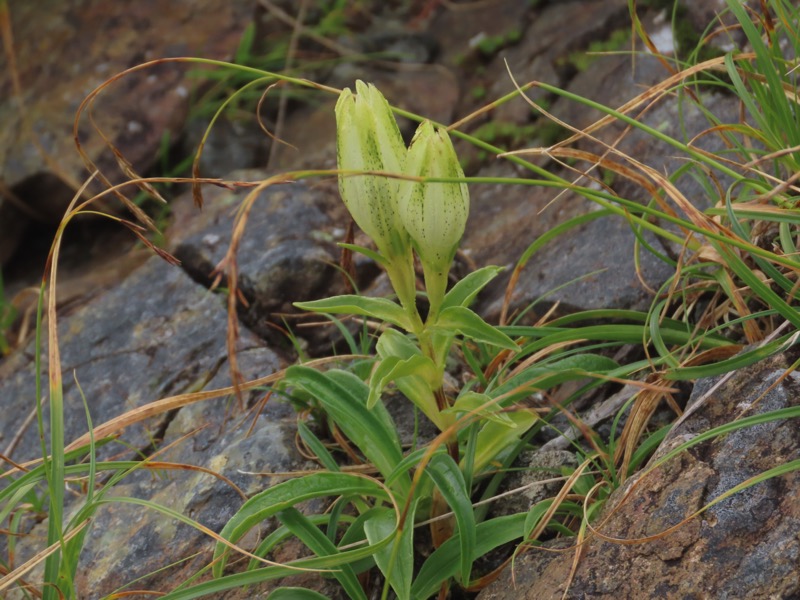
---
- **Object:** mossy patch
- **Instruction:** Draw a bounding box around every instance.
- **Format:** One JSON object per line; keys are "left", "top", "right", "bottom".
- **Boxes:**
{"left": 561, "top": 28, "right": 631, "bottom": 72}
{"left": 475, "top": 27, "right": 523, "bottom": 57}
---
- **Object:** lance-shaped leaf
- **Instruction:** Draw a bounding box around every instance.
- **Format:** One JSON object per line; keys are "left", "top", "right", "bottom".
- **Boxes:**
{"left": 469, "top": 410, "right": 539, "bottom": 474}
{"left": 375, "top": 329, "right": 447, "bottom": 429}
{"left": 432, "top": 306, "right": 518, "bottom": 350}
{"left": 441, "top": 265, "right": 504, "bottom": 310}
{"left": 294, "top": 295, "right": 411, "bottom": 331}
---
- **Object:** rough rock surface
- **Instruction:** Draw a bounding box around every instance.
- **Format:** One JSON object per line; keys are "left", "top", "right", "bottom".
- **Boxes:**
{"left": 478, "top": 350, "right": 800, "bottom": 600}
{"left": 460, "top": 0, "right": 744, "bottom": 320}
{"left": 489, "top": 450, "right": 579, "bottom": 518}
{"left": 0, "top": 0, "right": 254, "bottom": 262}
{"left": 74, "top": 350, "right": 311, "bottom": 599}
{"left": 169, "top": 172, "right": 346, "bottom": 343}
{"left": 0, "top": 254, "right": 270, "bottom": 465}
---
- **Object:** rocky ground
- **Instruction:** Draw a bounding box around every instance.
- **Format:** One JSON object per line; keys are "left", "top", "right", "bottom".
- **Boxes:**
{"left": 1, "top": 0, "right": 799, "bottom": 598}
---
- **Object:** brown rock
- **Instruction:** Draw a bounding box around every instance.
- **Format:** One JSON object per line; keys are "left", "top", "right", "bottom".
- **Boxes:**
{"left": 0, "top": 0, "right": 255, "bottom": 261}
{"left": 479, "top": 350, "right": 800, "bottom": 599}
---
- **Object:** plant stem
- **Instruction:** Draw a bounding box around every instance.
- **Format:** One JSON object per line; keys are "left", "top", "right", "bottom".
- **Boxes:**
{"left": 434, "top": 387, "right": 459, "bottom": 462}
{"left": 385, "top": 251, "right": 424, "bottom": 335}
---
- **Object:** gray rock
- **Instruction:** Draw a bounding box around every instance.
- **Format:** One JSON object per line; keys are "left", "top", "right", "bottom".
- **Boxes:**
{"left": 0, "top": 254, "right": 268, "bottom": 465}
{"left": 171, "top": 175, "right": 345, "bottom": 344}
{"left": 74, "top": 392, "right": 305, "bottom": 598}
{"left": 0, "top": 196, "right": 30, "bottom": 265}
{"left": 467, "top": 47, "right": 743, "bottom": 320}
{"left": 183, "top": 116, "right": 273, "bottom": 178}
{"left": 489, "top": 450, "right": 579, "bottom": 518}
{"left": 463, "top": 159, "right": 674, "bottom": 322}
{"left": 428, "top": 0, "right": 533, "bottom": 68}
{"left": 4, "top": 1, "right": 796, "bottom": 598}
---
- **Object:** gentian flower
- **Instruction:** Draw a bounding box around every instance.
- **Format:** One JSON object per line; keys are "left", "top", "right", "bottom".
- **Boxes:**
{"left": 335, "top": 80, "right": 419, "bottom": 325}
{"left": 398, "top": 120, "right": 469, "bottom": 320}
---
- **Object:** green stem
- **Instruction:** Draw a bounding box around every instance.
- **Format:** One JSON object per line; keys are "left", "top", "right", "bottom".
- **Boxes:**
{"left": 422, "top": 263, "right": 447, "bottom": 327}
{"left": 384, "top": 250, "right": 424, "bottom": 335}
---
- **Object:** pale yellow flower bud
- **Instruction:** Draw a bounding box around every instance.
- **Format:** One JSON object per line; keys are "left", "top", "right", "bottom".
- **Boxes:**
{"left": 335, "top": 80, "right": 409, "bottom": 261}
{"left": 398, "top": 121, "right": 469, "bottom": 319}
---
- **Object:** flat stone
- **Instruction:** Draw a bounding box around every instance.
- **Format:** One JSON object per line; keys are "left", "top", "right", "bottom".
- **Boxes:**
{"left": 428, "top": 0, "right": 533, "bottom": 68}
{"left": 465, "top": 48, "right": 743, "bottom": 319}
{"left": 72, "top": 348, "right": 306, "bottom": 598}
{"left": 489, "top": 450, "right": 579, "bottom": 518}
{"left": 0, "top": 254, "right": 268, "bottom": 465}
{"left": 462, "top": 160, "right": 673, "bottom": 320}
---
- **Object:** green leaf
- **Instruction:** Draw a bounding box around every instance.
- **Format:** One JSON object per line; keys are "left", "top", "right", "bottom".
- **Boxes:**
{"left": 386, "top": 447, "right": 444, "bottom": 488}
{"left": 247, "top": 514, "right": 345, "bottom": 571}
{"left": 294, "top": 295, "right": 411, "bottom": 330}
{"left": 338, "top": 242, "right": 386, "bottom": 266}
{"left": 524, "top": 499, "right": 556, "bottom": 539}
{"left": 212, "top": 471, "right": 391, "bottom": 576}
{"left": 297, "top": 421, "right": 340, "bottom": 472}
{"left": 375, "top": 329, "right": 446, "bottom": 429}
{"left": 491, "top": 354, "right": 619, "bottom": 404}
{"left": 411, "top": 514, "right": 526, "bottom": 598}
{"left": 664, "top": 331, "right": 800, "bottom": 380}
{"left": 430, "top": 328, "right": 456, "bottom": 367}
{"left": 444, "top": 391, "right": 515, "bottom": 426}
{"left": 441, "top": 265, "right": 503, "bottom": 310}
{"left": 269, "top": 589, "right": 331, "bottom": 600}
{"left": 376, "top": 327, "right": 422, "bottom": 360}
{"left": 425, "top": 453, "right": 477, "bottom": 585}
{"left": 368, "top": 354, "right": 437, "bottom": 409}
{"left": 364, "top": 503, "right": 417, "bottom": 600}
{"left": 279, "top": 508, "right": 367, "bottom": 600}
{"left": 395, "top": 374, "right": 445, "bottom": 431}
{"left": 503, "top": 322, "right": 730, "bottom": 351}
{"left": 286, "top": 367, "right": 409, "bottom": 496}
{"left": 324, "top": 369, "right": 400, "bottom": 448}
{"left": 470, "top": 410, "right": 538, "bottom": 474}
{"left": 433, "top": 306, "right": 517, "bottom": 350}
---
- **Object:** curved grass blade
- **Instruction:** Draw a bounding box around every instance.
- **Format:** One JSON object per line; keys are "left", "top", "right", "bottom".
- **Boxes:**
{"left": 506, "top": 324, "right": 730, "bottom": 354}
{"left": 490, "top": 354, "right": 620, "bottom": 404}
{"left": 278, "top": 508, "right": 367, "bottom": 600}
{"left": 651, "top": 406, "right": 800, "bottom": 471}
{"left": 212, "top": 471, "right": 392, "bottom": 575}
{"left": 269, "top": 589, "right": 331, "bottom": 600}
{"left": 297, "top": 421, "right": 340, "bottom": 472}
{"left": 664, "top": 331, "right": 800, "bottom": 380}
{"left": 247, "top": 514, "right": 353, "bottom": 571}
{"left": 287, "top": 367, "right": 409, "bottom": 497}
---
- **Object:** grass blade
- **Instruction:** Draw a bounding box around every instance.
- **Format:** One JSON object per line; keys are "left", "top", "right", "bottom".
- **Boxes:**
{"left": 278, "top": 508, "right": 367, "bottom": 600}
